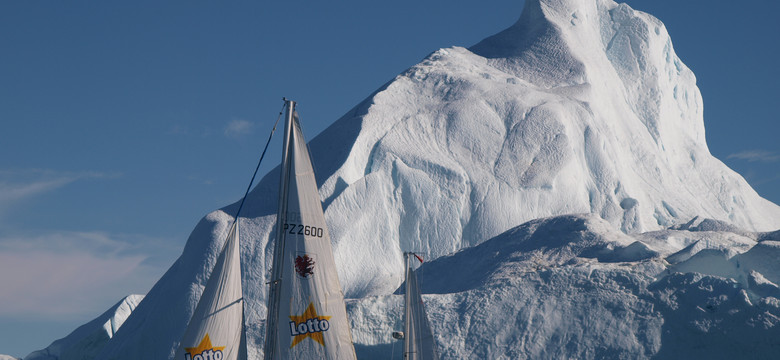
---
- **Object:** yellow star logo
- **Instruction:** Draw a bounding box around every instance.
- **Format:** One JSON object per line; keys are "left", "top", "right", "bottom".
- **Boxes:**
{"left": 185, "top": 333, "right": 225, "bottom": 356}
{"left": 289, "top": 302, "right": 332, "bottom": 348}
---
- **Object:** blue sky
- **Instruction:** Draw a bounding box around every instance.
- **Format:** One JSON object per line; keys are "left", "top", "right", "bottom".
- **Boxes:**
{"left": 1, "top": 0, "right": 778, "bottom": 357}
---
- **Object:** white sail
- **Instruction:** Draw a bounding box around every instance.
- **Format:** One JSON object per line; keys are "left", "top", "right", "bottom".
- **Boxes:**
{"left": 404, "top": 253, "right": 438, "bottom": 360}
{"left": 175, "top": 222, "right": 247, "bottom": 360}
{"left": 264, "top": 100, "right": 357, "bottom": 359}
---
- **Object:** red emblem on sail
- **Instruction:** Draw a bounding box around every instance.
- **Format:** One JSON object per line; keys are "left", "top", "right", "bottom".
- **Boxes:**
{"left": 295, "top": 254, "right": 315, "bottom": 278}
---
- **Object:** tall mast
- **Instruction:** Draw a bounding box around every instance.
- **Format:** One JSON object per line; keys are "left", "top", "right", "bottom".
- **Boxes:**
{"left": 263, "top": 99, "right": 295, "bottom": 359}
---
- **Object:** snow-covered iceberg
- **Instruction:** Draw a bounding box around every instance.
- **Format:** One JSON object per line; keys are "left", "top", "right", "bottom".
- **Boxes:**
{"left": 30, "top": 0, "right": 780, "bottom": 358}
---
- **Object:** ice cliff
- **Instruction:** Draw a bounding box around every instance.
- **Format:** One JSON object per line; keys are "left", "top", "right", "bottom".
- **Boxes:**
{"left": 27, "top": 0, "right": 780, "bottom": 358}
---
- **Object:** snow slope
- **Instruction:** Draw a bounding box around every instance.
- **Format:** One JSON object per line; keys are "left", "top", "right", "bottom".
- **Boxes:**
{"left": 30, "top": 0, "right": 780, "bottom": 358}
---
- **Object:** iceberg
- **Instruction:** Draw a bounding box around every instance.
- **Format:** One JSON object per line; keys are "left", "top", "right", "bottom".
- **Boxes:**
{"left": 29, "top": 0, "right": 780, "bottom": 358}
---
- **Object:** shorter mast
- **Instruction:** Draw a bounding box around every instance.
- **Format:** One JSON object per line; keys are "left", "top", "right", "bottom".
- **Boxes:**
{"left": 402, "top": 252, "right": 439, "bottom": 360}
{"left": 403, "top": 252, "right": 411, "bottom": 358}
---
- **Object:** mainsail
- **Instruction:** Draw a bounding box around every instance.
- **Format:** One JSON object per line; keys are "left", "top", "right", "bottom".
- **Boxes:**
{"left": 263, "top": 100, "right": 357, "bottom": 359}
{"left": 403, "top": 252, "right": 438, "bottom": 360}
{"left": 175, "top": 222, "right": 247, "bottom": 360}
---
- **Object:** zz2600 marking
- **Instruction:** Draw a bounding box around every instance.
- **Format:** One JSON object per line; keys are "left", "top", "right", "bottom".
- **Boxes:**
{"left": 284, "top": 223, "right": 324, "bottom": 238}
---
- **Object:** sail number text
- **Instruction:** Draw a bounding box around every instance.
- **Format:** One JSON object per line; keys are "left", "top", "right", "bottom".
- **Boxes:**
{"left": 284, "top": 223, "right": 324, "bottom": 238}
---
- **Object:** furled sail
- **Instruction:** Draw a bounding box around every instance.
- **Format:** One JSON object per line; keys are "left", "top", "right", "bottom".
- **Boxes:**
{"left": 404, "top": 253, "right": 438, "bottom": 360}
{"left": 175, "top": 222, "right": 247, "bottom": 360}
{"left": 263, "top": 100, "right": 357, "bottom": 359}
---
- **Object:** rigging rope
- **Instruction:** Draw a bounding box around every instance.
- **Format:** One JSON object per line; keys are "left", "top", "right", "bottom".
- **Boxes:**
{"left": 233, "top": 100, "right": 286, "bottom": 222}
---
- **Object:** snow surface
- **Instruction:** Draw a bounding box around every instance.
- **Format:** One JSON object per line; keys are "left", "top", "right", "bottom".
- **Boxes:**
{"left": 29, "top": 0, "right": 780, "bottom": 358}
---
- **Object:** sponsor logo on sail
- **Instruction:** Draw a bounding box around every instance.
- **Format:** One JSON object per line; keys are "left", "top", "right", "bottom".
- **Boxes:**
{"left": 184, "top": 333, "right": 225, "bottom": 360}
{"left": 289, "top": 302, "right": 332, "bottom": 348}
{"left": 295, "top": 254, "right": 315, "bottom": 278}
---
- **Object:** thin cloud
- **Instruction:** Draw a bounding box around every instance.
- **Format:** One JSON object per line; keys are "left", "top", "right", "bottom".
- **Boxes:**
{"left": 0, "top": 177, "right": 75, "bottom": 203}
{"left": 0, "top": 169, "right": 118, "bottom": 204}
{"left": 727, "top": 150, "right": 780, "bottom": 163}
{"left": 224, "top": 119, "right": 254, "bottom": 138}
{"left": 0, "top": 230, "right": 178, "bottom": 320}
{"left": 743, "top": 172, "right": 780, "bottom": 187}
{"left": 167, "top": 124, "right": 190, "bottom": 136}
{"left": 0, "top": 169, "right": 167, "bottom": 322}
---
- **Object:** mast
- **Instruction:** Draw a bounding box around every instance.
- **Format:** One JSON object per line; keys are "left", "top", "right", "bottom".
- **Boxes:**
{"left": 401, "top": 252, "right": 438, "bottom": 360}
{"left": 403, "top": 252, "right": 413, "bottom": 359}
{"left": 263, "top": 99, "right": 295, "bottom": 359}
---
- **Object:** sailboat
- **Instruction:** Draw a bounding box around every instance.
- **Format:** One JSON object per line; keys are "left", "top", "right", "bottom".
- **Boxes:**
{"left": 174, "top": 221, "right": 247, "bottom": 360}
{"left": 175, "top": 99, "right": 356, "bottom": 360}
{"left": 263, "top": 99, "right": 357, "bottom": 359}
{"left": 394, "top": 252, "right": 439, "bottom": 360}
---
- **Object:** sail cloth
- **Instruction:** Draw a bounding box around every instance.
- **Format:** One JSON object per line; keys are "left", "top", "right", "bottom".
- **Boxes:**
{"left": 404, "top": 255, "right": 439, "bottom": 360}
{"left": 264, "top": 103, "right": 357, "bottom": 359}
{"left": 175, "top": 222, "right": 247, "bottom": 360}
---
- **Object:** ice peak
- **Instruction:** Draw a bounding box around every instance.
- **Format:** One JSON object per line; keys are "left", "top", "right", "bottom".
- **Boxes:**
{"left": 470, "top": 0, "right": 701, "bottom": 142}
{"left": 469, "top": 0, "right": 590, "bottom": 87}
